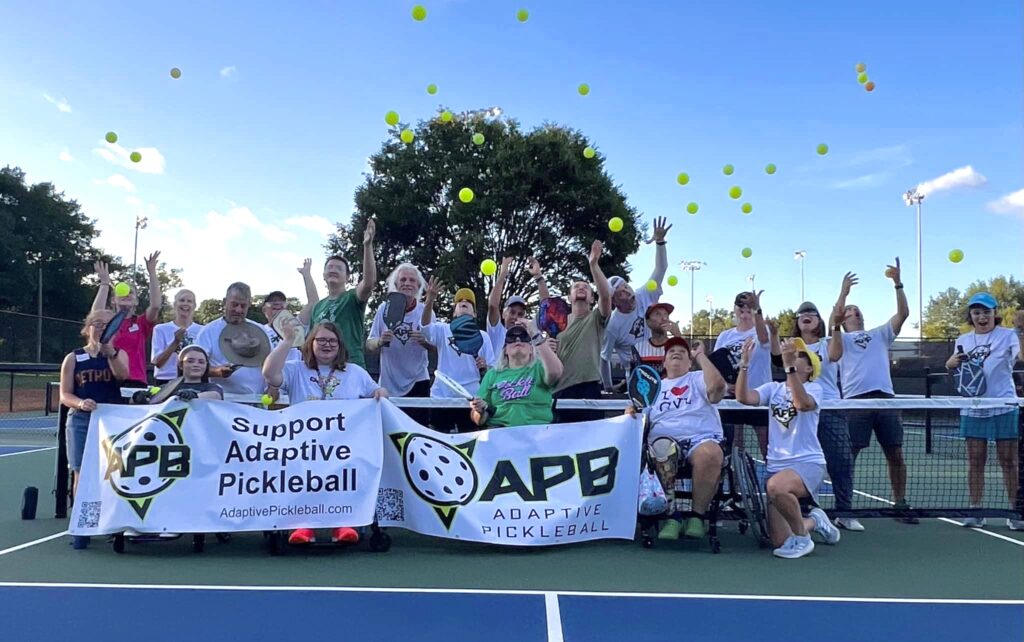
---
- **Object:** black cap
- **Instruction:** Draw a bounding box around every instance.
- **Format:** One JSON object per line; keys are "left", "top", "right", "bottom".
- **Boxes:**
{"left": 264, "top": 291, "right": 287, "bottom": 303}
{"left": 796, "top": 301, "right": 819, "bottom": 315}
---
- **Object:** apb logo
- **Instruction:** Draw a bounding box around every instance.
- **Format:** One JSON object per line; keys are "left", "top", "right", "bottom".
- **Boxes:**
{"left": 771, "top": 400, "right": 797, "bottom": 429}
{"left": 853, "top": 333, "right": 872, "bottom": 349}
{"left": 390, "top": 432, "right": 478, "bottom": 529}
{"left": 101, "top": 407, "right": 191, "bottom": 519}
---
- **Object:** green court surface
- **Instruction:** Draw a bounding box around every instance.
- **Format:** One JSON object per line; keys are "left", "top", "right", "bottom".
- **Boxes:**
{"left": 2, "top": 447, "right": 1022, "bottom": 601}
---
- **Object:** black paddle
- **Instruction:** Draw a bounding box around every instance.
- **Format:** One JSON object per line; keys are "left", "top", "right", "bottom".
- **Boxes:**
{"left": 99, "top": 310, "right": 127, "bottom": 345}
{"left": 381, "top": 292, "right": 408, "bottom": 347}
{"left": 950, "top": 346, "right": 987, "bottom": 397}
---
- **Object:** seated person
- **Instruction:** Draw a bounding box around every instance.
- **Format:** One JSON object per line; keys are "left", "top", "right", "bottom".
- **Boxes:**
{"left": 471, "top": 322, "right": 561, "bottom": 428}
{"left": 735, "top": 337, "right": 841, "bottom": 559}
{"left": 171, "top": 346, "right": 224, "bottom": 400}
{"left": 263, "top": 320, "right": 388, "bottom": 546}
{"left": 636, "top": 337, "right": 726, "bottom": 541}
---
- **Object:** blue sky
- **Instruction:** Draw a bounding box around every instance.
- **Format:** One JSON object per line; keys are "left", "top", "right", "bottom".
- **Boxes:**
{"left": 2, "top": 0, "right": 1021, "bottom": 335}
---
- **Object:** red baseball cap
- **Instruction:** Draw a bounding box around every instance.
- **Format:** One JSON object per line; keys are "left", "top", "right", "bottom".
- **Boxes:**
{"left": 644, "top": 302, "right": 675, "bottom": 319}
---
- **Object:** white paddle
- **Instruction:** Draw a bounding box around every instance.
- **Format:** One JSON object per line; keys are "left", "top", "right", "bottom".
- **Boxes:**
{"left": 433, "top": 370, "right": 473, "bottom": 400}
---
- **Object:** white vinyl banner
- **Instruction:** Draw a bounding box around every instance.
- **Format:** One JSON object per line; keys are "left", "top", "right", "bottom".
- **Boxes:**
{"left": 376, "top": 402, "right": 643, "bottom": 546}
{"left": 69, "top": 399, "right": 383, "bottom": 536}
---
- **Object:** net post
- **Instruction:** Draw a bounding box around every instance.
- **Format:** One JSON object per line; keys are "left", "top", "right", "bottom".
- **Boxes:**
{"left": 924, "top": 367, "right": 933, "bottom": 455}
{"left": 7, "top": 372, "right": 12, "bottom": 413}
{"left": 54, "top": 405, "right": 69, "bottom": 518}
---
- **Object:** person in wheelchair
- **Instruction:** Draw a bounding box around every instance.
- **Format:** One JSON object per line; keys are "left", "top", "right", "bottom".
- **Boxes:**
{"left": 735, "top": 337, "right": 841, "bottom": 559}
{"left": 644, "top": 337, "right": 727, "bottom": 540}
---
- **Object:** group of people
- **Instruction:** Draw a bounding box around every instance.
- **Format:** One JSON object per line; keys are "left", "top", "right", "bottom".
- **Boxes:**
{"left": 59, "top": 216, "right": 1024, "bottom": 557}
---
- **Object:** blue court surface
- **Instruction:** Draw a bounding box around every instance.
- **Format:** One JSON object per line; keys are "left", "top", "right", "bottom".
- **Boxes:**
{"left": 1, "top": 584, "right": 1021, "bottom": 642}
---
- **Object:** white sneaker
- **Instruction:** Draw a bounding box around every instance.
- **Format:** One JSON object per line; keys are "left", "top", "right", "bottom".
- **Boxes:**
{"left": 809, "top": 508, "right": 841, "bottom": 544}
{"left": 961, "top": 517, "right": 986, "bottom": 528}
{"left": 773, "top": 534, "right": 814, "bottom": 559}
{"left": 1006, "top": 519, "right": 1024, "bottom": 531}
{"left": 835, "top": 517, "right": 865, "bottom": 532}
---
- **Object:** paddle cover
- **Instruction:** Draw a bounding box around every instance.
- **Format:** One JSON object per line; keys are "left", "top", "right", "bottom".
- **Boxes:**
{"left": 450, "top": 315, "right": 483, "bottom": 357}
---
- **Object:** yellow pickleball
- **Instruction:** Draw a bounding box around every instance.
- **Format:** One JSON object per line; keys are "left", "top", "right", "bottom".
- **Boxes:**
{"left": 949, "top": 249, "right": 964, "bottom": 263}
{"left": 741, "top": 202, "right": 752, "bottom": 214}
{"left": 130, "top": 151, "right": 142, "bottom": 163}
{"left": 105, "top": 132, "right": 118, "bottom": 144}
{"left": 440, "top": 110, "right": 453, "bottom": 123}
{"left": 608, "top": 217, "right": 623, "bottom": 232}
{"left": 817, "top": 143, "right": 829, "bottom": 155}
{"left": 686, "top": 202, "right": 699, "bottom": 215}
{"left": 667, "top": 275, "right": 678, "bottom": 287}
{"left": 261, "top": 394, "right": 273, "bottom": 406}
{"left": 857, "top": 73, "right": 868, "bottom": 84}
{"left": 412, "top": 5, "right": 427, "bottom": 20}
{"left": 677, "top": 172, "right": 689, "bottom": 185}
{"left": 729, "top": 186, "right": 742, "bottom": 199}
{"left": 645, "top": 280, "right": 657, "bottom": 292}
{"left": 427, "top": 83, "right": 438, "bottom": 95}
{"left": 472, "top": 133, "right": 485, "bottom": 145}
{"left": 741, "top": 247, "right": 752, "bottom": 258}
{"left": 114, "top": 282, "right": 131, "bottom": 297}
{"left": 517, "top": 8, "right": 529, "bottom": 22}
{"left": 149, "top": 386, "right": 161, "bottom": 395}
{"left": 170, "top": 67, "right": 181, "bottom": 79}
{"left": 765, "top": 163, "right": 777, "bottom": 175}
{"left": 578, "top": 83, "right": 590, "bottom": 96}
{"left": 583, "top": 147, "right": 595, "bottom": 158}
{"left": 401, "top": 129, "right": 415, "bottom": 144}
{"left": 459, "top": 187, "right": 474, "bottom": 203}
{"left": 480, "top": 259, "right": 497, "bottom": 276}
{"left": 723, "top": 164, "right": 734, "bottom": 176}
{"left": 385, "top": 111, "right": 400, "bottom": 126}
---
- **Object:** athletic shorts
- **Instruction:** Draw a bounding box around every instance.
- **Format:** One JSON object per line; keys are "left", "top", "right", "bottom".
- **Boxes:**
{"left": 768, "top": 461, "right": 827, "bottom": 506}
{"left": 846, "top": 409, "right": 903, "bottom": 450}
{"left": 960, "top": 408, "right": 1020, "bottom": 441}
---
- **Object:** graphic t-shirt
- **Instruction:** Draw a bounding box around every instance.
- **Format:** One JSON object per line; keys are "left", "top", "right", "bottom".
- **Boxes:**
{"left": 755, "top": 381, "right": 826, "bottom": 471}
{"left": 804, "top": 337, "right": 840, "bottom": 401}
{"left": 310, "top": 291, "right": 368, "bottom": 369}
{"left": 839, "top": 323, "right": 896, "bottom": 398}
{"left": 70, "top": 348, "right": 123, "bottom": 408}
{"left": 555, "top": 307, "right": 608, "bottom": 393}
{"left": 714, "top": 325, "right": 772, "bottom": 389}
{"left": 601, "top": 286, "right": 660, "bottom": 366}
{"left": 368, "top": 300, "right": 432, "bottom": 396}
{"left": 954, "top": 327, "right": 1021, "bottom": 418}
{"left": 151, "top": 321, "right": 204, "bottom": 380}
{"left": 112, "top": 313, "right": 155, "bottom": 383}
{"left": 648, "top": 372, "right": 723, "bottom": 443}
{"left": 280, "top": 361, "right": 379, "bottom": 402}
{"left": 422, "top": 321, "right": 496, "bottom": 398}
{"left": 195, "top": 318, "right": 268, "bottom": 394}
{"left": 477, "top": 360, "right": 554, "bottom": 427}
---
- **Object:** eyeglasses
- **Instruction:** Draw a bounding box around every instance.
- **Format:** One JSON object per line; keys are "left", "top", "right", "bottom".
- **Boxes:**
{"left": 314, "top": 338, "right": 339, "bottom": 347}
{"left": 89, "top": 321, "right": 108, "bottom": 329}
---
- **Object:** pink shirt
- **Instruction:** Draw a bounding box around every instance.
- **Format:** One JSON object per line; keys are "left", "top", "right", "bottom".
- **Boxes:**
{"left": 113, "top": 314, "right": 155, "bottom": 383}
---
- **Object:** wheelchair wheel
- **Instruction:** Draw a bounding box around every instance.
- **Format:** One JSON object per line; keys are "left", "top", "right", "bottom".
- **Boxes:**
{"left": 267, "top": 531, "right": 287, "bottom": 556}
{"left": 733, "top": 450, "right": 770, "bottom": 548}
{"left": 368, "top": 530, "right": 391, "bottom": 553}
{"left": 112, "top": 533, "right": 126, "bottom": 554}
{"left": 641, "top": 533, "right": 654, "bottom": 548}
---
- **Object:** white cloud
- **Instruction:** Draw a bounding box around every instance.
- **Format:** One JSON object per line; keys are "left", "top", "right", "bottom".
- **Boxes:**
{"left": 915, "top": 165, "right": 987, "bottom": 197}
{"left": 843, "top": 144, "right": 911, "bottom": 168}
{"left": 987, "top": 188, "right": 1024, "bottom": 218}
{"left": 220, "top": 66, "right": 237, "bottom": 78}
{"left": 125, "top": 195, "right": 143, "bottom": 206}
{"left": 283, "top": 215, "right": 336, "bottom": 236}
{"left": 832, "top": 173, "right": 886, "bottom": 189}
{"left": 93, "top": 143, "right": 166, "bottom": 175}
{"left": 94, "top": 174, "right": 137, "bottom": 193}
{"left": 58, "top": 149, "right": 74, "bottom": 162}
{"left": 42, "top": 93, "right": 72, "bottom": 113}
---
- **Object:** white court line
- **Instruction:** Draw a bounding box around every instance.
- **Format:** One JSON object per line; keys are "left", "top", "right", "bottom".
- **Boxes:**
{"left": 544, "top": 592, "right": 564, "bottom": 642}
{"left": 937, "top": 518, "right": 1024, "bottom": 547}
{"left": 0, "top": 446, "right": 55, "bottom": 458}
{"left": 0, "top": 581, "right": 1020, "bottom": 605}
{"left": 0, "top": 531, "right": 67, "bottom": 557}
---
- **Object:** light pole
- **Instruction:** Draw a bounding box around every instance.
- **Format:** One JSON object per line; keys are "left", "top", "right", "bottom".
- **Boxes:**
{"left": 132, "top": 215, "right": 148, "bottom": 276}
{"left": 793, "top": 250, "right": 807, "bottom": 301}
{"left": 903, "top": 189, "right": 925, "bottom": 337}
{"left": 705, "top": 295, "right": 714, "bottom": 336}
{"left": 680, "top": 260, "right": 706, "bottom": 338}
{"left": 29, "top": 252, "right": 43, "bottom": 362}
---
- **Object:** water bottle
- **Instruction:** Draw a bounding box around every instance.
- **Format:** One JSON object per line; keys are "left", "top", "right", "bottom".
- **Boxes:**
{"left": 21, "top": 486, "right": 38, "bottom": 520}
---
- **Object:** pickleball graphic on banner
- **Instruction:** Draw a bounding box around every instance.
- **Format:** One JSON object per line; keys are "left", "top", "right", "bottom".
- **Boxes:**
{"left": 389, "top": 432, "right": 478, "bottom": 529}
{"left": 101, "top": 407, "right": 191, "bottom": 519}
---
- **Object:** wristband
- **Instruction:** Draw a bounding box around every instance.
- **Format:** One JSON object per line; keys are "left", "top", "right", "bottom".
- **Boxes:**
{"left": 785, "top": 366, "right": 797, "bottom": 375}
{"left": 832, "top": 325, "right": 842, "bottom": 332}
{"left": 894, "top": 284, "right": 904, "bottom": 290}
{"left": 656, "top": 241, "right": 667, "bottom": 246}
{"left": 486, "top": 405, "right": 497, "bottom": 417}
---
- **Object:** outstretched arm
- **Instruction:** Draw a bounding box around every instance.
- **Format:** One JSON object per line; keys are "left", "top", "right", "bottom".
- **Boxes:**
{"left": 828, "top": 272, "right": 857, "bottom": 362}
{"left": 91, "top": 261, "right": 110, "bottom": 312}
{"left": 527, "top": 256, "right": 551, "bottom": 300}
{"left": 422, "top": 276, "right": 441, "bottom": 327}
{"left": 646, "top": 216, "right": 671, "bottom": 285}
{"left": 354, "top": 219, "right": 377, "bottom": 303}
{"left": 297, "top": 258, "right": 320, "bottom": 325}
{"left": 589, "top": 240, "right": 612, "bottom": 319}
{"left": 488, "top": 256, "right": 512, "bottom": 327}
{"left": 144, "top": 252, "right": 162, "bottom": 323}
{"left": 734, "top": 338, "right": 760, "bottom": 406}
{"left": 886, "top": 257, "right": 909, "bottom": 335}
{"left": 780, "top": 339, "right": 817, "bottom": 411}
{"left": 693, "top": 341, "right": 725, "bottom": 403}
{"left": 751, "top": 289, "right": 769, "bottom": 345}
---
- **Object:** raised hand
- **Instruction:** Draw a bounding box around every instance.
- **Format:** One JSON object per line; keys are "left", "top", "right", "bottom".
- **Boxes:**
{"left": 297, "top": 258, "right": 313, "bottom": 277}
{"left": 885, "top": 257, "right": 902, "bottom": 284}
{"left": 94, "top": 261, "right": 110, "bottom": 285}
{"left": 739, "top": 337, "right": 756, "bottom": 366}
{"left": 425, "top": 275, "right": 443, "bottom": 299}
{"left": 751, "top": 289, "right": 765, "bottom": 310}
{"left": 647, "top": 216, "right": 672, "bottom": 244}
{"left": 691, "top": 340, "right": 705, "bottom": 359}
{"left": 840, "top": 272, "right": 859, "bottom": 297}
{"left": 589, "top": 240, "right": 603, "bottom": 264}
{"left": 779, "top": 338, "right": 798, "bottom": 366}
{"left": 527, "top": 256, "right": 542, "bottom": 278}
{"left": 363, "top": 219, "right": 376, "bottom": 245}
{"left": 144, "top": 251, "right": 161, "bottom": 274}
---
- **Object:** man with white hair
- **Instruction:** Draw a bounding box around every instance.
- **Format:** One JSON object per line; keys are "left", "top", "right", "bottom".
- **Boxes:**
{"left": 600, "top": 216, "right": 671, "bottom": 389}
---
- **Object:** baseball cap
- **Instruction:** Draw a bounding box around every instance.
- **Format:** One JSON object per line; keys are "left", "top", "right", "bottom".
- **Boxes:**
{"left": 734, "top": 292, "right": 754, "bottom": 307}
{"left": 663, "top": 336, "right": 690, "bottom": 352}
{"left": 796, "top": 301, "right": 820, "bottom": 315}
{"left": 967, "top": 292, "right": 997, "bottom": 309}
{"left": 608, "top": 276, "right": 627, "bottom": 293}
{"left": 504, "top": 295, "right": 527, "bottom": 309}
{"left": 265, "top": 291, "right": 287, "bottom": 303}
{"left": 645, "top": 302, "right": 675, "bottom": 319}
{"left": 454, "top": 288, "right": 476, "bottom": 306}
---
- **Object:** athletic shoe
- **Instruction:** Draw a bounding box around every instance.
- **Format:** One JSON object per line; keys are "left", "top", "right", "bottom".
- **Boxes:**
{"left": 683, "top": 517, "right": 706, "bottom": 540}
{"left": 288, "top": 528, "right": 316, "bottom": 545}
{"left": 809, "top": 508, "right": 841, "bottom": 544}
{"left": 960, "top": 517, "right": 985, "bottom": 528}
{"left": 835, "top": 517, "right": 865, "bottom": 532}
{"left": 658, "top": 518, "right": 682, "bottom": 540}
{"left": 893, "top": 500, "right": 920, "bottom": 524}
{"left": 1007, "top": 519, "right": 1024, "bottom": 531}
{"left": 331, "top": 527, "right": 360, "bottom": 544}
{"left": 773, "top": 535, "right": 815, "bottom": 559}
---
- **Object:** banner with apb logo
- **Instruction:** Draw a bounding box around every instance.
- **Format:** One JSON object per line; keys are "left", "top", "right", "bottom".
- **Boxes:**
{"left": 376, "top": 402, "right": 643, "bottom": 546}
{"left": 69, "top": 399, "right": 383, "bottom": 535}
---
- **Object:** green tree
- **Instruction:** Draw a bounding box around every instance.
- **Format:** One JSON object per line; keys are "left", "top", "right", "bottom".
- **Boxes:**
{"left": 194, "top": 298, "right": 224, "bottom": 325}
{"left": 773, "top": 308, "right": 797, "bottom": 338}
{"left": 326, "top": 113, "right": 644, "bottom": 319}
{"left": 682, "top": 308, "right": 734, "bottom": 337}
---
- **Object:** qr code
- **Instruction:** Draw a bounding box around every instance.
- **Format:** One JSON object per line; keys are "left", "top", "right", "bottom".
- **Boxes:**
{"left": 376, "top": 488, "right": 404, "bottom": 521}
{"left": 77, "top": 501, "right": 101, "bottom": 529}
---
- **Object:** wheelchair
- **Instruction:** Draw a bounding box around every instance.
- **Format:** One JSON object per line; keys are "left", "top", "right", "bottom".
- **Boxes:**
{"left": 637, "top": 426, "right": 770, "bottom": 553}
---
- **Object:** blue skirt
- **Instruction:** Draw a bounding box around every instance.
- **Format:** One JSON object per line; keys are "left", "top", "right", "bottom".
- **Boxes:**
{"left": 960, "top": 408, "right": 1020, "bottom": 441}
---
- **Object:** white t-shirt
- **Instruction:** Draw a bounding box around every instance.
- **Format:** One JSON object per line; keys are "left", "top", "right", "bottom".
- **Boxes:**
{"left": 195, "top": 318, "right": 268, "bottom": 395}
{"left": 648, "top": 372, "right": 724, "bottom": 443}
{"left": 839, "top": 323, "right": 896, "bottom": 398}
{"left": 150, "top": 321, "right": 204, "bottom": 380}
{"left": 804, "top": 337, "right": 840, "bottom": 401}
{"left": 955, "top": 327, "right": 1021, "bottom": 418}
{"left": 280, "top": 361, "right": 378, "bottom": 402}
{"left": 715, "top": 325, "right": 772, "bottom": 388}
{"left": 755, "top": 381, "right": 826, "bottom": 471}
{"left": 368, "top": 301, "right": 432, "bottom": 396}
{"left": 422, "top": 321, "right": 496, "bottom": 398}
{"left": 601, "top": 285, "right": 660, "bottom": 365}
{"left": 486, "top": 318, "right": 507, "bottom": 357}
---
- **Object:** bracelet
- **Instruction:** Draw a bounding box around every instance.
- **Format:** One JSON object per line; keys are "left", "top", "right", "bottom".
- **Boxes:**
{"left": 740, "top": 366, "right": 749, "bottom": 371}
{"left": 894, "top": 284, "right": 904, "bottom": 290}
{"left": 78, "top": 400, "right": 85, "bottom": 410}
{"left": 655, "top": 241, "right": 667, "bottom": 246}
{"left": 832, "top": 325, "right": 842, "bottom": 332}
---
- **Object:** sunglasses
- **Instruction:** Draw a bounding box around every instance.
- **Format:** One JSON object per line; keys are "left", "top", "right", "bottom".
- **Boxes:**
{"left": 505, "top": 334, "right": 531, "bottom": 345}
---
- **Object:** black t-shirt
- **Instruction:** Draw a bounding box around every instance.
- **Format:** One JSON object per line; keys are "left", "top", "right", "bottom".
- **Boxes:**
{"left": 179, "top": 381, "right": 224, "bottom": 398}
